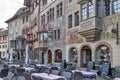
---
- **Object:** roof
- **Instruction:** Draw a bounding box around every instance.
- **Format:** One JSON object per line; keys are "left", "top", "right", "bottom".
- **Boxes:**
{"left": 5, "top": 7, "right": 29, "bottom": 23}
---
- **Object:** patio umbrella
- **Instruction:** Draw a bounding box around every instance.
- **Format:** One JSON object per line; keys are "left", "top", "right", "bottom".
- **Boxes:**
{"left": 9, "top": 48, "right": 13, "bottom": 62}
{"left": 25, "top": 44, "right": 29, "bottom": 64}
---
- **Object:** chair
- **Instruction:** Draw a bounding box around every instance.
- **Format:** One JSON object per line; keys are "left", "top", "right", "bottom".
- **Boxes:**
{"left": 66, "top": 66, "right": 76, "bottom": 71}
{"left": 74, "top": 72, "right": 83, "bottom": 80}
{"left": 100, "top": 61, "right": 111, "bottom": 78}
{"left": 115, "top": 66, "right": 120, "bottom": 78}
{"left": 51, "top": 66, "right": 59, "bottom": 70}
{"left": 39, "top": 66, "right": 48, "bottom": 73}
{"left": 86, "top": 61, "right": 95, "bottom": 71}
{"left": 9, "top": 66, "right": 16, "bottom": 73}
{"left": 0, "top": 68, "right": 9, "bottom": 78}
{"left": 15, "top": 68, "right": 25, "bottom": 76}
{"left": 60, "top": 71, "right": 72, "bottom": 80}
{"left": 57, "top": 78, "right": 65, "bottom": 80}
{"left": 51, "top": 70, "right": 60, "bottom": 75}
{"left": 31, "top": 76, "right": 43, "bottom": 80}
{"left": 24, "top": 72, "right": 31, "bottom": 80}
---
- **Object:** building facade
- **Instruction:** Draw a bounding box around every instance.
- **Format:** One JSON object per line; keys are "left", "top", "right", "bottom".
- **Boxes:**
{"left": 0, "top": 28, "right": 8, "bottom": 60}
{"left": 37, "top": 0, "right": 67, "bottom": 65}
{"left": 5, "top": 7, "right": 29, "bottom": 61}
{"left": 66, "top": 0, "right": 120, "bottom": 68}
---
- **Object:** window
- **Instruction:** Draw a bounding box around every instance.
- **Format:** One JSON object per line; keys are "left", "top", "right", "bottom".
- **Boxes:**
{"left": 41, "top": 14, "right": 45, "bottom": 26}
{"left": 88, "top": 0, "right": 94, "bottom": 17}
{"left": 50, "top": 8, "right": 54, "bottom": 21}
{"left": 81, "top": 3, "right": 87, "bottom": 20}
{"left": 69, "top": 0, "right": 72, "bottom": 3}
{"left": 54, "top": 30, "right": 56, "bottom": 39}
{"left": 54, "top": 49, "right": 62, "bottom": 62}
{"left": 15, "top": 21, "right": 17, "bottom": 26}
{"left": 104, "top": 0, "right": 110, "bottom": 16}
{"left": 22, "top": 18, "right": 25, "bottom": 24}
{"left": 113, "top": 0, "right": 120, "bottom": 14}
{"left": 47, "top": 11, "right": 50, "bottom": 22}
{"left": 26, "top": 16, "right": 28, "bottom": 22}
{"left": 43, "top": 0, "right": 47, "bottom": 6}
{"left": 96, "top": 0, "right": 100, "bottom": 16}
{"left": 56, "top": 2, "right": 63, "bottom": 17}
{"left": 57, "top": 29, "right": 60, "bottom": 39}
{"left": 74, "top": 11, "right": 79, "bottom": 26}
{"left": 16, "top": 32, "right": 18, "bottom": 36}
{"left": 40, "top": 33, "right": 48, "bottom": 41}
{"left": 68, "top": 15, "right": 72, "bottom": 28}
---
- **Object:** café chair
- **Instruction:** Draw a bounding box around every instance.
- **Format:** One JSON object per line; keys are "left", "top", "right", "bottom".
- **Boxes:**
{"left": 31, "top": 76, "right": 43, "bottom": 80}
{"left": 100, "top": 61, "right": 111, "bottom": 80}
{"left": 0, "top": 68, "right": 9, "bottom": 78}
{"left": 86, "top": 61, "right": 95, "bottom": 71}
{"left": 51, "top": 70, "right": 60, "bottom": 75}
{"left": 74, "top": 72, "right": 83, "bottom": 80}
{"left": 114, "top": 66, "right": 120, "bottom": 78}
{"left": 60, "top": 71, "right": 72, "bottom": 80}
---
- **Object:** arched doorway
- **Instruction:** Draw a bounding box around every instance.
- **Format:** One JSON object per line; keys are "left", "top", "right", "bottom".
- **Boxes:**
{"left": 81, "top": 46, "right": 92, "bottom": 67}
{"left": 54, "top": 49, "right": 62, "bottom": 63}
{"left": 95, "top": 45, "right": 110, "bottom": 64}
{"left": 69, "top": 47, "right": 77, "bottom": 63}
{"left": 48, "top": 50, "right": 52, "bottom": 64}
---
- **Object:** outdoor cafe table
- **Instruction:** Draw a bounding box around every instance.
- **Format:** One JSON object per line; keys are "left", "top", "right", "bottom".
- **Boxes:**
{"left": 8, "top": 64, "right": 19, "bottom": 67}
{"left": 31, "top": 73, "right": 66, "bottom": 80}
{"left": 0, "top": 78, "right": 2, "bottom": 80}
{"left": 72, "top": 70, "right": 97, "bottom": 77}
{"left": 114, "top": 78, "right": 120, "bottom": 80}
{"left": 23, "top": 67, "right": 35, "bottom": 73}
{"left": 36, "top": 64, "right": 48, "bottom": 68}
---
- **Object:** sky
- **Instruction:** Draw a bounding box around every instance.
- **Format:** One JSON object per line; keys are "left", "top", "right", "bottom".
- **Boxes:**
{"left": 0, "top": 0, "right": 24, "bottom": 28}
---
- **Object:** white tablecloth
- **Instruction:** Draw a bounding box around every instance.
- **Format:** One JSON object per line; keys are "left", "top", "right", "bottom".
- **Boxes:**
{"left": 31, "top": 73, "right": 66, "bottom": 80}
{"left": 72, "top": 70, "right": 97, "bottom": 76}
{"left": 36, "top": 64, "right": 48, "bottom": 68}
{"left": 80, "top": 71, "right": 97, "bottom": 76}
{"left": 9, "top": 64, "right": 19, "bottom": 67}
{"left": 114, "top": 78, "right": 120, "bottom": 80}
{"left": 0, "top": 78, "right": 3, "bottom": 80}
{"left": 23, "top": 67, "right": 35, "bottom": 72}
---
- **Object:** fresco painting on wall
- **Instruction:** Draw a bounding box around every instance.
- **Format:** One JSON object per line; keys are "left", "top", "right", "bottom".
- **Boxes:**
{"left": 103, "top": 16, "right": 119, "bottom": 40}
{"left": 67, "top": 28, "right": 84, "bottom": 44}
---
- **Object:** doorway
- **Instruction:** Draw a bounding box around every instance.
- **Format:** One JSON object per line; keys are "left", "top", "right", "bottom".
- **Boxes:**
{"left": 81, "top": 46, "right": 91, "bottom": 67}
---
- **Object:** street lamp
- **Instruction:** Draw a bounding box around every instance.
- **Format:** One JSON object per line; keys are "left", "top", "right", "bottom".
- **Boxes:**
{"left": 111, "top": 22, "right": 119, "bottom": 45}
